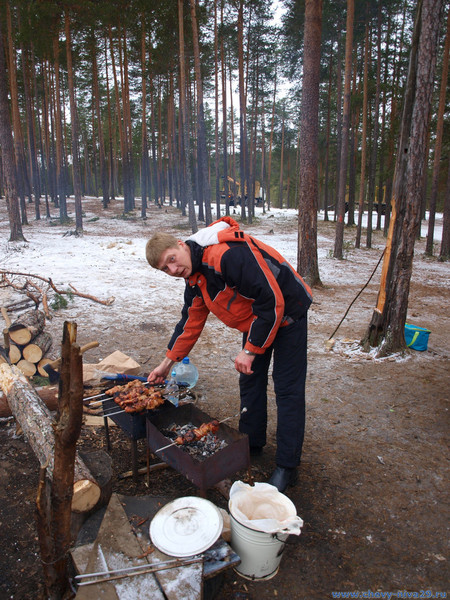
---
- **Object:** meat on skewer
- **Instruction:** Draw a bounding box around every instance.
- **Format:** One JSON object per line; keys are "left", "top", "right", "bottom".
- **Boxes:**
{"left": 104, "top": 379, "right": 165, "bottom": 413}
{"left": 174, "top": 419, "right": 220, "bottom": 445}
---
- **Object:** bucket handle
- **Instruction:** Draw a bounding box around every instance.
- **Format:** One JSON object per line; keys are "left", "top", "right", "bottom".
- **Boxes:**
{"left": 272, "top": 533, "right": 296, "bottom": 545}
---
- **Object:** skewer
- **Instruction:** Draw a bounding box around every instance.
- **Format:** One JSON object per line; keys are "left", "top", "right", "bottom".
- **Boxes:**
{"left": 101, "top": 408, "right": 142, "bottom": 418}
{"left": 75, "top": 556, "right": 204, "bottom": 586}
{"left": 154, "top": 407, "right": 247, "bottom": 453}
{"left": 83, "top": 380, "right": 162, "bottom": 404}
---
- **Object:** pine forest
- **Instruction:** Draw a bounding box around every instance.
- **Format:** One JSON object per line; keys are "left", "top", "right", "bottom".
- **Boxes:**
{"left": 0, "top": 0, "right": 448, "bottom": 264}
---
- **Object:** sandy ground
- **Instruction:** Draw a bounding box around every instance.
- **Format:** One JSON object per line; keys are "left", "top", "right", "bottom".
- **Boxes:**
{"left": 0, "top": 197, "right": 448, "bottom": 599}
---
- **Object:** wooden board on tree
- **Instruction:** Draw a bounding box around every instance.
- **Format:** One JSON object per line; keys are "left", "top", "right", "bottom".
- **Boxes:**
{"left": 7, "top": 309, "right": 46, "bottom": 345}
{"left": 0, "top": 363, "right": 101, "bottom": 513}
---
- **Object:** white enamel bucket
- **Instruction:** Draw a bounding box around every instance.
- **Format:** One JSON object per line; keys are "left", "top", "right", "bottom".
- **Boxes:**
{"left": 230, "top": 513, "right": 289, "bottom": 580}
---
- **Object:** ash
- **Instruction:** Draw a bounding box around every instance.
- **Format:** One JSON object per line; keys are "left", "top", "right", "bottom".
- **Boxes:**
{"left": 162, "top": 422, "right": 228, "bottom": 461}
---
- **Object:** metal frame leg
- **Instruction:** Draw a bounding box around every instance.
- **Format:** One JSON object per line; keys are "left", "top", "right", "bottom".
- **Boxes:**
{"left": 103, "top": 416, "right": 111, "bottom": 452}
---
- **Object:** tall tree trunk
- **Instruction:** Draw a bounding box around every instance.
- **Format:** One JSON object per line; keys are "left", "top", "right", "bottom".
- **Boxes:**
{"left": 21, "top": 46, "right": 41, "bottom": 218}
{"left": 178, "top": 0, "right": 197, "bottom": 232}
{"left": 278, "top": 110, "right": 285, "bottom": 209}
{"left": 260, "top": 95, "right": 266, "bottom": 215}
{"left": 363, "top": 0, "right": 444, "bottom": 355}
{"left": 92, "top": 34, "right": 109, "bottom": 208}
{"left": 0, "top": 16, "right": 25, "bottom": 241}
{"left": 376, "top": 15, "right": 392, "bottom": 232}
{"left": 383, "top": 0, "right": 408, "bottom": 238}
{"left": 333, "top": 28, "right": 343, "bottom": 222}
{"left": 229, "top": 60, "right": 238, "bottom": 206}
{"left": 347, "top": 53, "right": 359, "bottom": 227}
{"left": 65, "top": 11, "right": 83, "bottom": 233}
{"left": 168, "top": 72, "right": 177, "bottom": 206}
{"left": 237, "top": 0, "right": 248, "bottom": 220}
{"left": 6, "top": 2, "right": 29, "bottom": 225}
{"left": 109, "top": 28, "right": 126, "bottom": 206}
{"left": 425, "top": 7, "right": 449, "bottom": 255}
{"left": 221, "top": 18, "right": 229, "bottom": 217}
{"left": 324, "top": 49, "right": 333, "bottom": 221}
{"left": 439, "top": 156, "right": 450, "bottom": 260}
{"left": 140, "top": 19, "right": 148, "bottom": 219}
{"left": 121, "top": 28, "right": 135, "bottom": 210}
{"left": 214, "top": 0, "right": 221, "bottom": 219}
{"left": 189, "top": 0, "right": 212, "bottom": 225}
{"left": 267, "top": 73, "right": 276, "bottom": 212}
{"left": 53, "top": 35, "right": 68, "bottom": 221}
{"left": 104, "top": 38, "right": 115, "bottom": 200}
{"left": 149, "top": 57, "right": 159, "bottom": 205}
{"left": 40, "top": 60, "right": 52, "bottom": 215}
{"left": 366, "top": 2, "right": 382, "bottom": 248}
{"left": 298, "top": 0, "right": 322, "bottom": 286}
{"left": 334, "top": 0, "right": 354, "bottom": 258}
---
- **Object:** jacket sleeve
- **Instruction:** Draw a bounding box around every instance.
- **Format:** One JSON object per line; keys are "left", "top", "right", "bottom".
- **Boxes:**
{"left": 220, "top": 243, "right": 285, "bottom": 352}
{"left": 166, "top": 284, "right": 210, "bottom": 362}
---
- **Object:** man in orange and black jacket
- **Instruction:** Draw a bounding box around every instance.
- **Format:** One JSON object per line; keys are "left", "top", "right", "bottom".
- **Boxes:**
{"left": 146, "top": 216, "right": 312, "bottom": 493}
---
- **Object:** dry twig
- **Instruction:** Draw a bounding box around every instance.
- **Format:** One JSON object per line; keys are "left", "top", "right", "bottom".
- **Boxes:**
{"left": 0, "top": 270, "right": 115, "bottom": 314}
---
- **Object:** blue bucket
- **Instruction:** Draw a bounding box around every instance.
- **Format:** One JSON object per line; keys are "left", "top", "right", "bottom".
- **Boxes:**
{"left": 404, "top": 323, "right": 431, "bottom": 351}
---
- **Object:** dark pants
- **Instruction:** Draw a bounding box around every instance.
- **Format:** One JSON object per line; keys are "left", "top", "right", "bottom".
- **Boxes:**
{"left": 239, "top": 315, "right": 307, "bottom": 468}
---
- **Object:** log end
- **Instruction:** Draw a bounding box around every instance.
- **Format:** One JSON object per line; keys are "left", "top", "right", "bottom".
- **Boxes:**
{"left": 16, "top": 359, "right": 37, "bottom": 378}
{"left": 72, "top": 479, "right": 101, "bottom": 514}
{"left": 9, "top": 326, "right": 32, "bottom": 345}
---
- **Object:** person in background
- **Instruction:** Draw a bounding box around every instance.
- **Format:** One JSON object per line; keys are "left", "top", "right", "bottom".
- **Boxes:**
{"left": 146, "top": 216, "right": 312, "bottom": 493}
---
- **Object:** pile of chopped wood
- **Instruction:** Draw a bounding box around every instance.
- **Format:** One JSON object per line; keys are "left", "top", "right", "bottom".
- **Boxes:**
{"left": 1, "top": 308, "right": 53, "bottom": 377}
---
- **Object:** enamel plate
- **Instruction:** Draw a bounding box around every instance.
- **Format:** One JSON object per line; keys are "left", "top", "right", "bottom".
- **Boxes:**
{"left": 149, "top": 496, "right": 223, "bottom": 557}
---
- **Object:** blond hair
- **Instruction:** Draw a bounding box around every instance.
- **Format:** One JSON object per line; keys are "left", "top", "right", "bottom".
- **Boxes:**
{"left": 146, "top": 232, "right": 179, "bottom": 268}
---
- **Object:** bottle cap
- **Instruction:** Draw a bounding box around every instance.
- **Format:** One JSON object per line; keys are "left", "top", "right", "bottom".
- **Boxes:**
{"left": 182, "top": 357, "right": 190, "bottom": 364}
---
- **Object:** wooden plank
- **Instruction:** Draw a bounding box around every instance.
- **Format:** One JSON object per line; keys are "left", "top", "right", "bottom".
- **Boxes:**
{"left": 150, "top": 547, "right": 203, "bottom": 600}
{"left": 75, "top": 494, "right": 165, "bottom": 600}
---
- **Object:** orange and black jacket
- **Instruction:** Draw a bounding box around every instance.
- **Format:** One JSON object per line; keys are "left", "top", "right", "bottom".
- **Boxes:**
{"left": 166, "top": 217, "right": 313, "bottom": 362}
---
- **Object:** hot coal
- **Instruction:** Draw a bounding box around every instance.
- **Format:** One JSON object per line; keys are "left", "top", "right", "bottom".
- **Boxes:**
{"left": 161, "top": 422, "right": 228, "bottom": 461}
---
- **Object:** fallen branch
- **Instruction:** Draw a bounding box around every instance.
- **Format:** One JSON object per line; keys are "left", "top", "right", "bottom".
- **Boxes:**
{"left": 0, "top": 270, "right": 115, "bottom": 308}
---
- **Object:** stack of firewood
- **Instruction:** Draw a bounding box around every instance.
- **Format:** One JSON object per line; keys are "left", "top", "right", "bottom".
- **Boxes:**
{"left": 1, "top": 308, "right": 53, "bottom": 377}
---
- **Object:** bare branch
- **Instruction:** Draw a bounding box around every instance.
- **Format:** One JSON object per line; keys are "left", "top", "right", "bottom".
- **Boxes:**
{"left": 0, "top": 270, "right": 115, "bottom": 308}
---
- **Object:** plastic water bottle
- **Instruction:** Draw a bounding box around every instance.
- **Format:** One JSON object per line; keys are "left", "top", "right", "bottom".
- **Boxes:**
{"left": 174, "top": 357, "right": 199, "bottom": 389}
{"left": 165, "top": 370, "right": 179, "bottom": 406}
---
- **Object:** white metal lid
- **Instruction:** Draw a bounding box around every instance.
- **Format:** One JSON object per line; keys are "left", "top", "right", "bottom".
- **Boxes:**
{"left": 149, "top": 496, "right": 223, "bottom": 557}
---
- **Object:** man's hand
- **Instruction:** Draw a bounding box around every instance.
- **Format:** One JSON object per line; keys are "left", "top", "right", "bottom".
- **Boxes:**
{"left": 147, "top": 357, "right": 174, "bottom": 384}
{"left": 234, "top": 349, "right": 255, "bottom": 375}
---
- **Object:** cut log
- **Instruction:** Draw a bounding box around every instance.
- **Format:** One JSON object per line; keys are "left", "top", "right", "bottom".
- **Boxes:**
{"left": 0, "top": 363, "right": 101, "bottom": 513}
{"left": 17, "top": 359, "right": 37, "bottom": 377}
{"left": 8, "top": 343, "right": 22, "bottom": 364}
{"left": 0, "top": 385, "right": 58, "bottom": 418}
{"left": 23, "top": 331, "right": 53, "bottom": 363}
{"left": 8, "top": 309, "right": 45, "bottom": 345}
